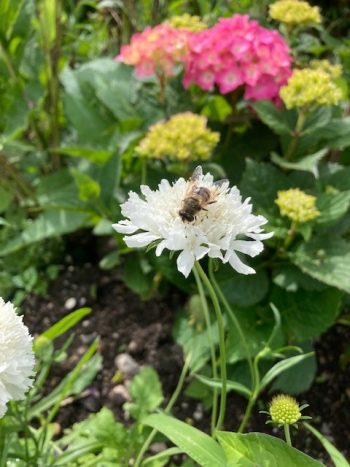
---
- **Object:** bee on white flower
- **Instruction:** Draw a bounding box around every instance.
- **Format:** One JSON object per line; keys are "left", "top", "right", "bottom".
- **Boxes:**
{"left": 113, "top": 166, "right": 272, "bottom": 278}
{"left": 0, "top": 298, "right": 35, "bottom": 417}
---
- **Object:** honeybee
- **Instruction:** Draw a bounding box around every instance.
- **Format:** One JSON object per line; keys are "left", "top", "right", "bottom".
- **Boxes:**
{"left": 179, "top": 166, "right": 228, "bottom": 222}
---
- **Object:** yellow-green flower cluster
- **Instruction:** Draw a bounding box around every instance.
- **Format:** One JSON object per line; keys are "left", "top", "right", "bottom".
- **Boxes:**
{"left": 275, "top": 188, "right": 320, "bottom": 223}
{"left": 280, "top": 68, "right": 342, "bottom": 109}
{"left": 269, "top": 0, "right": 321, "bottom": 26}
{"left": 310, "top": 59, "right": 342, "bottom": 79}
{"left": 136, "top": 112, "right": 219, "bottom": 162}
{"left": 167, "top": 14, "right": 207, "bottom": 32}
{"left": 269, "top": 395, "right": 302, "bottom": 425}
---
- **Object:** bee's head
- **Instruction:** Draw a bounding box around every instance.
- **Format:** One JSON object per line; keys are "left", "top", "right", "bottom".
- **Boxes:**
{"left": 179, "top": 210, "right": 194, "bottom": 223}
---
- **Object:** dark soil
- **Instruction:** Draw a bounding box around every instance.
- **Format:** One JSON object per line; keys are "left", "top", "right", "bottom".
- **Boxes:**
{"left": 23, "top": 237, "right": 350, "bottom": 466}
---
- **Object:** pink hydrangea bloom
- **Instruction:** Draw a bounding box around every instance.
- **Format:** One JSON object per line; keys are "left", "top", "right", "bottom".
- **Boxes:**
{"left": 116, "top": 23, "right": 191, "bottom": 78}
{"left": 183, "top": 15, "right": 292, "bottom": 101}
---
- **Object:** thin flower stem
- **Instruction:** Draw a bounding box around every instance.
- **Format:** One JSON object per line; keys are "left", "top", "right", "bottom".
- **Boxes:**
{"left": 284, "top": 424, "right": 292, "bottom": 446}
{"left": 208, "top": 259, "right": 254, "bottom": 386}
{"left": 238, "top": 354, "right": 261, "bottom": 433}
{"left": 141, "top": 158, "right": 147, "bottom": 186}
{"left": 193, "top": 266, "right": 218, "bottom": 436}
{"left": 284, "top": 110, "right": 305, "bottom": 161}
{"left": 134, "top": 356, "right": 190, "bottom": 467}
{"left": 194, "top": 262, "right": 227, "bottom": 432}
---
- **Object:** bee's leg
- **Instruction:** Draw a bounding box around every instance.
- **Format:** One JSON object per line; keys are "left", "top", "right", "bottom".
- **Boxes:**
{"left": 201, "top": 207, "right": 208, "bottom": 212}
{"left": 208, "top": 200, "right": 217, "bottom": 205}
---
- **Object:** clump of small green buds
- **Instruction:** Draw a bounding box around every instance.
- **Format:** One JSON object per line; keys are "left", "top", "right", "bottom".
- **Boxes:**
{"left": 269, "top": 0, "right": 321, "bottom": 26}
{"left": 166, "top": 14, "right": 207, "bottom": 32}
{"left": 275, "top": 188, "right": 320, "bottom": 223}
{"left": 280, "top": 68, "right": 342, "bottom": 109}
{"left": 136, "top": 112, "right": 219, "bottom": 162}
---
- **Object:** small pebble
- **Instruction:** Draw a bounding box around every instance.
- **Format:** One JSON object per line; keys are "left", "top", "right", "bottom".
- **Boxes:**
{"left": 115, "top": 353, "right": 140, "bottom": 378}
{"left": 64, "top": 297, "right": 77, "bottom": 310}
{"left": 150, "top": 442, "right": 167, "bottom": 454}
{"left": 108, "top": 385, "right": 130, "bottom": 405}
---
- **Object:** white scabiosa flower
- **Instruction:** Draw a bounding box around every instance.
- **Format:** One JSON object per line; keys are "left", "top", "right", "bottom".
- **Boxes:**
{"left": 113, "top": 167, "right": 272, "bottom": 277}
{"left": 0, "top": 298, "right": 35, "bottom": 417}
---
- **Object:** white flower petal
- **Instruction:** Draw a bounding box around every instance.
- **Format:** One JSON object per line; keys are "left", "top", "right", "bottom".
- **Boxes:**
{"left": 112, "top": 221, "right": 138, "bottom": 234}
{"left": 227, "top": 251, "right": 256, "bottom": 275}
{"left": 177, "top": 249, "right": 195, "bottom": 277}
{"left": 231, "top": 240, "right": 264, "bottom": 257}
{"left": 0, "top": 298, "right": 35, "bottom": 418}
{"left": 124, "top": 232, "right": 160, "bottom": 248}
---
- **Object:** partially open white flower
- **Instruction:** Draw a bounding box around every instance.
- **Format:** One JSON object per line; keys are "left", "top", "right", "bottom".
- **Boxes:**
{"left": 0, "top": 298, "right": 35, "bottom": 417}
{"left": 113, "top": 168, "right": 272, "bottom": 277}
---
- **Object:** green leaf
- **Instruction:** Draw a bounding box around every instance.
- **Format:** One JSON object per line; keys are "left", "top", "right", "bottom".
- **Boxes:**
{"left": 215, "top": 265, "right": 269, "bottom": 307}
{"left": 240, "top": 160, "right": 290, "bottom": 215}
{"left": 194, "top": 374, "right": 252, "bottom": 398}
{"left": 71, "top": 169, "right": 101, "bottom": 202}
{"left": 260, "top": 352, "right": 314, "bottom": 391}
{"left": 290, "top": 236, "right": 350, "bottom": 294}
{"left": 318, "top": 117, "right": 350, "bottom": 150}
{"left": 252, "top": 101, "right": 296, "bottom": 135}
{"left": 0, "top": 210, "right": 89, "bottom": 256}
{"left": 124, "top": 368, "right": 163, "bottom": 421}
{"left": 271, "top": 286, "right": 342, "bottom": 341}
{"left": 99, "top": 250, "right": 119, "bottom": 270}
{"left": 226, "top": 306, "right": 284, "bottom": 363}
{"left": 216, "top": 432, "right": 323, "bottom": 467}
{"left": 123, "top": 255, "right": 152, "bottom": 298}
{"left": 273, "top": 265, "right": 325, "bottom": 292}
{"left": 271, "top": 149, "right": 327, "bottom": 175}
{"left": 143, "top": 414, "right": 227, "bottom": 467}
{"left": 58, "top": 146, "right": 112, "bottom": 165}
{"left": 304, "top": 423, "right": 349, "bottom": 467}
{"left": 270, "top": 343, "right": 317, "bottom": 394}
{"left": 41, "top": 308, "right": 91, "bottom": 341}
{"left": 316, "top": 192, "right": 350, "bottom": 226}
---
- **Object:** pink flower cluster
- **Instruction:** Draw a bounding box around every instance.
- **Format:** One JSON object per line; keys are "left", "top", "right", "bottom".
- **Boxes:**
{"left": 117, "top": 23, "right": 191, "bottom": 78}
{"left": 183, "top": 15, "right": 292, "bottom": 101}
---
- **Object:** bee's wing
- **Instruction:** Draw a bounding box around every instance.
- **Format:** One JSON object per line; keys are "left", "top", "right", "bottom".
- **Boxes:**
{"left": 191, "top": 166, "right": 203, "bottom": 181}
{"left": 213, "top": 179, "right": 229, "bottom": 188}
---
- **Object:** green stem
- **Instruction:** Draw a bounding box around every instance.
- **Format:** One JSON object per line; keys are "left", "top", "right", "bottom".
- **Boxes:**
{"left": 134, "top": 356, "right": 190, "bottom": 467}
{"left": 141, "top": 158, "right": 147, "bottom": 186}
{"left": 284, "top": 111, "right": 305, "bottom": 161}
{"left": 284, "top": 424, "right": 292, "bottom": 446}
{"left": 208, "top": 260, "right": 254, "bottom": 386}
{"left": 0, "top": 41, "right": 17, "bottom": 81}
{"left": 238, "top": 354, "right": 261, "bottom": 433}
{"left": 0, "top": 418, "right": 7, "bottom": 467}
{"left": 193, "top": 266, "right": 218, "bottom": 436}
{"left": 195, "top": 262, "right": 227, "bottom": 432}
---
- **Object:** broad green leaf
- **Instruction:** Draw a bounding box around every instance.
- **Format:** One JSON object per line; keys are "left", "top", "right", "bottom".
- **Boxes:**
{"left": 215, "top": 265, "right": 269, "bottom": 307}
{"left": 273, "top": 265, "right": 325, "bottom": 292}
{"left": 194, "top": 374, "right": 252, "bottom": 398}
{"left": 304, "top": 423, "right": 349, "bottom": 467}
{"left": 271, "top": 149, "right": 327, "bottom": 175}
{"left": 240, "top": 160, "right": 290, "bottom": 215}
{"left": 143, "top": 414, "right": 227, "bottom": 467}
{"left": 260, "top": 352, "right": 314, "bottom": 390}
{"left": 302, "top": 107, "right": 332, "bottom": 135}
{"left": 124, "top": 368, "right": 163, "bottom": 420}
{"left": 316, "top": 192, "right": 350, "bottom": 226}
{"left": 270, "top": 343, "right": 317, "bottom": 394}
{"left": 290, "top": 236, "right": 350, "bottom": 294}
{"left": 226, "top": 306, "right": 284, "bottom": 363}
{"left": 71, "top": 169, "right": 101, "bottom": 202}
{"left": 271, "top": 286, "right": 342, "bottom": 340}
{"left": 36, "top": 169, "right": 83, "bottom": 210}
{"left": 252, "top": 101, "right": 295, "bottom": 135}
{"left": 123, "top": 255, "right": 152, "bottom": 299}
{"left": 319, "top": 117, "right": 350, "bottom": 150}
{"left": 0, "top": 210, "right": 89, "bottom": 256}
{"left": 216, "top": 432, "right": 323, "bottom": 467}
{"left": 58, "top": 146, "right": 112, "bottom": 165}
{"left": 41, "top": 308, "right": 91, "bottom": 341}
{"left": 99, "top": 250, "right": 119, "bottom": 270}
